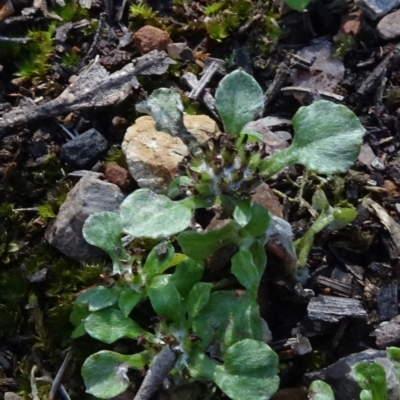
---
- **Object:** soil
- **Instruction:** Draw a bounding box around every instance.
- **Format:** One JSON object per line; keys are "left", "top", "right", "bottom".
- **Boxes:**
{"left": 1, "top": 1, "right": 400, "bottom": 399}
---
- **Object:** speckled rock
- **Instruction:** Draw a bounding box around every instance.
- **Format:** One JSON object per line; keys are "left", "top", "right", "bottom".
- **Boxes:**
{"left": 122, "top": 114, "right": 220, "bottom": 194}
{"left": 133, "top": 25, "right": 172, "bottom": 55}
{"left": 377, "top": 9, "right": 400, "bottom": 39}
{"left": 45, "top": 176, "right": 125, "bottom": 263}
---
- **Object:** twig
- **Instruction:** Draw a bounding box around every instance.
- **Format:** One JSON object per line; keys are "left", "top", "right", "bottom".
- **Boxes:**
{"left": 262, "top": 62, "right": 290, "bottom": 116}
{"left": 77, "top": 13, "right": 107, "bottom": 70}
{"left": 280, "top": 86, "right": 344, "bottom": 102}
{"left": 133, "top": 345, "right": 178, "bottom": 400}
{"left": 49, "top": 351, "right": 72, "bottom": 400}
{"left": 0, "top": 36, "right": 31, "bottom": 43}
{"left": 30, "top": 366, "right": 40, "bottom": 400}
{"left": 181, "top": 72, "right": 220, "bottom": 120}
{"left": 189, "top": 60, "right": 223, "bottom": 100}
{"left": 357, "top": 43, "right": 400, "bottom": 97}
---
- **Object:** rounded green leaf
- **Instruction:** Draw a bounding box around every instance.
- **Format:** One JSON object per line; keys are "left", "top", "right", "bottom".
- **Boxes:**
{"left": 75, "top": 286, "right": 120, "bottom": 312}
{"left": 187, "top": 282, "right": 212, "bottom": 321}
{"left": 135, "top": 88, "right": 185, "bottom": 136}
{"left": 143, "top": 241, "right": 175, "bottom": 277}
{"left": 84, "top": 308, "right": 146, "bottom": 344}
{"left": 120, "top": 189, "right": 192, "bottom": 239}
{"left": 82, "top": 350, "right": 148, "bottom": 399}
{"left": 83, "top": 212, "right": 123, "bottom": 253}
{"left": 284, "top": 0, "right": 312, "bottom": 11}
{"left": 215, "top": 70, "right": 264, "bottom": 136}
{"left": 231, "top": 250, "right": 260, "bottom": 290}
{"left": 309, "top": 380, "right": 335, "bottom": 400}
{"left": 261, "top": 101, "right": 365, "bottom": 177}
{"left": 169, "top": 258, "right": 204, "bottom": 298}
{"left": 351, "top": 360, "right": 387, "bottom": 400}
{"left": 291, "top": 101, "right": 364, "bottom": 174}
{"left": 177, "top": 220, "right": 240, "bottom": 261}
{"left": 214, "top": 339, "right": 279, "bottom": 400}
{"left": 148, "top": 278, "right": 183, "bottom": 323}
{"left": 118, "top": 290, "right": 142, "bottom": 318}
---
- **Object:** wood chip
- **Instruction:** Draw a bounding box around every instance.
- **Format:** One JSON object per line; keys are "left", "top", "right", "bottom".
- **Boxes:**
{"left": 307, "top": 295, "right": 367, "bottom": 323}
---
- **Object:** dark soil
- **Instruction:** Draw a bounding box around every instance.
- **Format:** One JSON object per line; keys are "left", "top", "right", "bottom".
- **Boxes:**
{"left": 1, "top": 0, "right": 400, "bottom": 399}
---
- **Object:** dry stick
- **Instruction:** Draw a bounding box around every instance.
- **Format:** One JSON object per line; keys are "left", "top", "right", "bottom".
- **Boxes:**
{"left": 188, "top": 60, "right": 223, "bottom": 100}
{"left": 49, "top": 351, "right": 72, "bottom": 400}
{"left": 261, "top": 62, "right": 290, "bottom": 116}
{"left": 133, "top": 345, "right": 178, "bottom": 400}
{"left": 77, "top": 12, "right": 107, "bottom": 70}
{"left": 280, "top": 86, "right": 344, "bottom": 102}
{"left": 357, "top": 43, "right": 400, "bottom": 97}
{"left": 181, "top": 72, "right": 220, "bottom": 121}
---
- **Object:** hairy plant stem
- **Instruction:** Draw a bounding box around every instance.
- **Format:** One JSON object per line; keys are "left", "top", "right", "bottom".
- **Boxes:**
{"left": 259, "top": 147, "right": 296, "bottom": 179}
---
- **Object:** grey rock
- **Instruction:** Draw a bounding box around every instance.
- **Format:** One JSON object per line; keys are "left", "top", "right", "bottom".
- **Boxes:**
{"left": 45, "top": 176, "right": 125, "bottom": 263}
{"left": 61, "top": 128, "right": 108, "bottom": 168}
{"left": 377, "top": 9, "right": 400, "bottom": 39}
{"left": 355, "top": 0, "right": 400, "bottom": 20}
{"left": 373, "top": 315, "right": 400, "bottom": 349}
{"left": 304, "top": 349, "right": 400, "bottom": 400}
{"left": 4, "top": 393, "right": 25, "bottom": 400}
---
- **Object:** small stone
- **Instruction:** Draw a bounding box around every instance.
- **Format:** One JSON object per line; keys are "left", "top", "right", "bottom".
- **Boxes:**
{"left": 355, "top": 0, "right": 400, "bottom": 20}
{"left": 358, "top": 143, "right": 376, "bottom": 170}
{"left": 384, "top": 180, "right": 400, "bottom": 197}
{"left": 122, "top": 115, "right": 220, "bottom": 193}
{"left": 339, "top": 6, "right": 363, "bottom": 35}
{"left": 371, "top": 157, "right": 386, "bottom": 171}
{"left": 166, "top": 42, "right": 194, "bottom": 61}
{"left": 377, "top": 9, "right": 400, "bottom": 40}
{"left": 0, "top": 0, "right": 14, "bottom": 22}
{"left": 252, "top": 182, "right": 283, "bottom": 218}
{"left": 45, "top": 176, "right": 125, "bottom": 263}
{"left": 61, "top": 128, "right": 108, "bottom": 169}
{"left": 104, "top": 162, "right": 133, "bottom": 190}
{"left": 133, "top": 25, "right": 172, "bottom": 55}
{"left": 4, "top": 393, "right": 25, "bottom": 400}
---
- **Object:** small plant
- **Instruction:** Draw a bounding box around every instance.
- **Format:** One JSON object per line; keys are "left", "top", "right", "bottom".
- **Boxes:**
{"left": 204, "top": 0, "right": 252, "bottom": 41}
{"left": 72, "top": 69, "right": 364, "bottom": 399}
{"left": 15, "top": 23, "right": 56, "bottom": 80}
{"left": 309, "top": 347, "right": 400, "bottom": 400}
{"left": 284, "top": 0, "right": 312, "bottom": 11}
{"left": 129, "top": 3, "right": 163, "bottom": 28}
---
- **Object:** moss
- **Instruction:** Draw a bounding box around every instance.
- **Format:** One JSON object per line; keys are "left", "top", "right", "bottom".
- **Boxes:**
{"left": 129, "top": 3, "right": 164, "bottom": 29}
{"left": 15, "top": 23, "right": 57, "bottom": 80}
{"left": 105, "top": 146, "right": 128, "bottom": 169}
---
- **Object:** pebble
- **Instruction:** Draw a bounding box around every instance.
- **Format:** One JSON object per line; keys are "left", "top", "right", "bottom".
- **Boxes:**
{"left": 133, "top": 25, "right": 172, "bottom": 55}
{"left": 0, "top": 0, "right": 14, "bottom": 22}
{"left": 45, "top": 176, "right": 125, "bottom": 263}
{"left": 104, "top": 162, "right": 133, "bottom": 190}
{"left": 61, "top": 128, "right": 108, "bottom": 169}
{"left": 355, "top": 0, "right": 400, "bottom": 20}
{"left": 377, "top": 9, "right": 400, "bottom": 40}
{"left": 371, "top": 157, "right": 386, "bottom": 171}
{"left": 122, "top": 114, "right": 220, "bottom": 193}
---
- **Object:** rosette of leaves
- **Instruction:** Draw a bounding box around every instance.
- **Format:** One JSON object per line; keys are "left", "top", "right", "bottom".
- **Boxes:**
{"left": 74, "top": 69, "right": 365, "bottom": 400}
